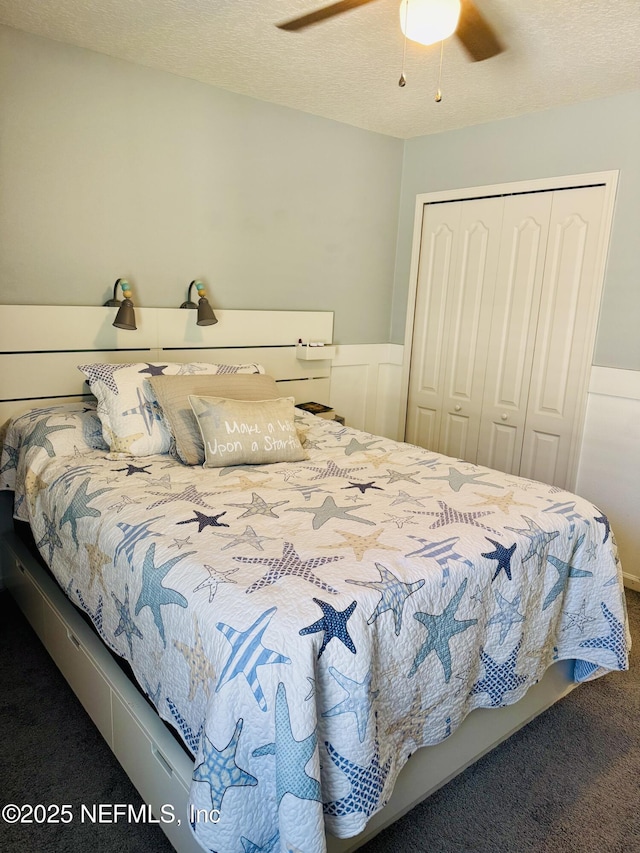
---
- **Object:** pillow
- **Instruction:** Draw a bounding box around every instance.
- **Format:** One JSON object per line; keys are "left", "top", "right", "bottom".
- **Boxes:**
{"left": 189, "top": 395, "right": 308, "bottom": 468}
{"left": 149, "top": 372, "right": 281, "bottom": 466}
{"left": 77, "top": 362, "right": 264, "bottom": 457}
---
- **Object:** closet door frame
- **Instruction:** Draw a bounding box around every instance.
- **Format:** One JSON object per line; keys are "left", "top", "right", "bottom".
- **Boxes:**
{"left": 399, "top": 170, "right": 619, "bottom": 490}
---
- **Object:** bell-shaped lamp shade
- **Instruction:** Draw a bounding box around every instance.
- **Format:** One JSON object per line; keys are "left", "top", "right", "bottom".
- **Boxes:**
{"left": 104, "top": 279, "right": 137, "bottom": 330}
{"left": 399, "top": 0, "right": 461, "bottom": 46}
{"left": 180, "top": 280, "right": 218, "bottom": 327}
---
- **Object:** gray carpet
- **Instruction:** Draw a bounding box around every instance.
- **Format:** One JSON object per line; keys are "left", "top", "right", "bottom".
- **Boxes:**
{"left": 1, "top": 588, "right": 639, "bottom": 853}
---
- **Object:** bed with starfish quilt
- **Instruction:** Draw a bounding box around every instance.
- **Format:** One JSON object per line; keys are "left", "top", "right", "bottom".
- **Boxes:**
{"left": 0, "top": 390, "right": 630, "bottom": 853}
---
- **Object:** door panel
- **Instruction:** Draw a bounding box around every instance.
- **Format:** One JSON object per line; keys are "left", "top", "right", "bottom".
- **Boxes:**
{"left": 477, "top": 193, "right": 552, "bottom": 473}
{"left": 438, "top": 197, "right": 503, "bottom": 463}
{"left": 520, "top": 186, "right": 606, "bottom": 486}
{"left": 405, "top": 202, "right": 461, "bottom": 448}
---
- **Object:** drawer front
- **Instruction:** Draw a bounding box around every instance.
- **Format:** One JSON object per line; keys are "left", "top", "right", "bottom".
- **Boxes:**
{"left": 2, "top": 543, "right": 46, "bottom": 640}
{"left": 43, "top": 597, "right": 113, "bottom": 744}
{"left": 112, "top": 695, "right": 201, "bottom": 853}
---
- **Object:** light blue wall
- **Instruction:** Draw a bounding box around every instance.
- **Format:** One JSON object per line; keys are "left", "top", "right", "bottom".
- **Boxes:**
{"left": 0, "top": 26, "right": 403, "bottom": 345}
{"left": 392, "top": 90, "right": 640, "bottom": 370}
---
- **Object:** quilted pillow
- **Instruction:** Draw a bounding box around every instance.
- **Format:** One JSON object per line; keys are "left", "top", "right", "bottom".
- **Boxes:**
{"left": 189, "top": 395, "right": 308, "bottom": 468}
{"left": 149, "top": 372, "right": 281, "bottom": 465}
{"left": 78, "top": 362, "right": 264, "bottom": 457}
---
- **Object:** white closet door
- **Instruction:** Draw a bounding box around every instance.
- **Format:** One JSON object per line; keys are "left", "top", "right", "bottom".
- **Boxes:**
{"left": 476, "top": 192, "right": 553, "bottom": 473}
{"left": 438, "top": 197, "right": 503, "bottom": 461}
{"left": 405, "top": 201, "right": 461, "bottom": 450}
{"left": 520, "top": 185, "right": 607, "bottom": 487}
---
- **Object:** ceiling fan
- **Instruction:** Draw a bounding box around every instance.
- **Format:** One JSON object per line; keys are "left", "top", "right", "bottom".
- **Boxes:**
{"left": 276, "top": 0, "right": 504, "bottom": 62}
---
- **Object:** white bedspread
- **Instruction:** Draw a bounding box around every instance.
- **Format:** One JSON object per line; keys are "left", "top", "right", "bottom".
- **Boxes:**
{"left": 0, "top": 404, "right": 630, "bottom": 853}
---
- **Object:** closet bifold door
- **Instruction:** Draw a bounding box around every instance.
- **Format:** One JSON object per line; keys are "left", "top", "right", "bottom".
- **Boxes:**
{"left": 405, "top": 197, "right": 503, "bottom": 460}
{"left": 405, "top": 200, "right": 461, "bottom": 451}
{"left": 519, "top": 185, "right": 607, "bottom": 488}
{"left": 476, "top": 192, "right": 553, "bottom": 475}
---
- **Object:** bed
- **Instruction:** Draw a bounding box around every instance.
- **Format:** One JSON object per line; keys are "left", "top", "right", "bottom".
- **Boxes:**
{"left": 0, "top": 306, "right": 630, "bottom": 853}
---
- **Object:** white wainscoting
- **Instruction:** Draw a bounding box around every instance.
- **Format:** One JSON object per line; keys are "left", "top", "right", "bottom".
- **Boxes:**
{"left": 329, "top": 344, "right": 404, "bottom": 440}
{"left": 575, "top": 366, "right": 640, "bottom": 591}
{"left": 334, "top": 351, "right": 640, "bottom": 591}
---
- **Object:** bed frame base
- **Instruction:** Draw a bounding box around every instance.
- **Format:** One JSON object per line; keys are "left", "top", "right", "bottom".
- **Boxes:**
{"left": 0, "top": 520, "right": 576, "bottom": 853}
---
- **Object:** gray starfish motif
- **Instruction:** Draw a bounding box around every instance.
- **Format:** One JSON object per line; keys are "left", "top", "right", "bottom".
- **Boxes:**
{"left": 193, "top": 565, "right": 239, "bottom": 602}
{"left": 423, "top": 466, "right": 503, "bottom": 492}
{"left": 23, "top": 417, "right": 75, "bottom": 457}
{"left": 59, "top": 477, "right": 111, "bottom": 547}
{"left": 286, "top": 496, "right": 375, "bottom": 530}
{"left": 380, "top": 469, "right": 421, "bottom": 485}
{"left": 410, "top": 500, "right": 496, "bottom": 532}
{"left": 237, "top": 541, "right": 342, "bottom": 594}
{"left": 228, "top": 492, "right": 288, "bottom": 518}
{"left": 304, "top": 459, "right": 367, "bottom": 481}
{"left": 146, "top": 483, "right": 218, "bottom": 510}
{"left": 213, "top": 525, "right": 277, "bottom": 552}
{"left": 543, "top": 534, "right": 592, "bottom": 610}
{"left": 343, "top": 437, "right": 381, "bottom": 456}
{"left": 112, "top": 584, "right": 143, "bottom": 659}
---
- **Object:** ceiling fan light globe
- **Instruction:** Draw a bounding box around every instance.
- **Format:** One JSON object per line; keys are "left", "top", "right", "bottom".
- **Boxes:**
{"left": 399, "top": 0, "right": 461, "bottom": 46}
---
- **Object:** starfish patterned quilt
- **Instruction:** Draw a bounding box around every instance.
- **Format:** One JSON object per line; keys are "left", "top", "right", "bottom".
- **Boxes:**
{"left": 0, "top": 403, "right": 630, "bottom": 853}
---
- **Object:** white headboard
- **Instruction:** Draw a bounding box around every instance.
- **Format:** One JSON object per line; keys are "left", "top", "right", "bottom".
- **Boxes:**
{"left": 0, "top": 306, "right": 334, "bottom": 423}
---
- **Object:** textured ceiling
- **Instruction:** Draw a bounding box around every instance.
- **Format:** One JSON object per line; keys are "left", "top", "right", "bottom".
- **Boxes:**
{"left": 1, "top": 0, "right": 639, "bottom": 138}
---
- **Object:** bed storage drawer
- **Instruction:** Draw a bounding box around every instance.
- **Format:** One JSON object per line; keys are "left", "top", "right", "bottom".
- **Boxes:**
{"left": 1, "top": 539, "right": 46, "bottom": 641}
{"left": 43, "top": 597, "right": 114, "bottom": 745}
{"left": 112, "top": 693, "right": 201, "bottom": 853}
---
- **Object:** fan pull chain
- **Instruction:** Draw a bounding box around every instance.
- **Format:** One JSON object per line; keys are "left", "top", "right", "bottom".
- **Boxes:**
{"left": 435, "top": 40, "right": 444, "bottom": 101}
{"left": 399, "top": 0, "right": 409, "bottom": 86}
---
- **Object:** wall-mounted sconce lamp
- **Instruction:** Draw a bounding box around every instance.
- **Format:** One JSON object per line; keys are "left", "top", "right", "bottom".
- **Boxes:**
{"left": 104, "top": 278, "right": 137, "bottom": 330}
{"left": 180, "top": 280, "right": 218, "bottom": 326}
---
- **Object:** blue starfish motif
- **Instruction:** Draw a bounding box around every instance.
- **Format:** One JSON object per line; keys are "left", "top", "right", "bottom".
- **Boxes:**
{"left": 543, "top": 533, "right": 593, "bottom": 610}
{"left": 487, "top": 590, "right": 525, "bottom": 645}
{"left": 470, "top": 641, "right": 527, "bottom": 706}
{"left": 59, "top": 477, "right": 111, "bottom": 548}
{"left": 579, "top": 602, "right": 628, "bottom": 670}
{"left": 0, "top": 443, "right": 19, "bottom": 475}
{"left": 343, "top": 480, "right": 383, "bottom": 494}
{"left": 405, "top": 534, "right": 474, "bottom": 587}
{"left": 237, "top": 541, "right": 342, "bottom": 595}
{"left": 346, "top": 563, "right": 424, "bottom": 636}
{"left": 138, "top": 363, "right": 168, "bottom": 376}
{"left": 112, "top": 583, "right": 143, "bottom": 659}
{"left": 252, "top": 682, "right": 321, "bottom": 805}
{"left": 167, "top": 697, "right": 203, "bottom": 755}
{"left": 114, "top": 518, "right": 163, "bottom": 571}
{"left": 177, "top": 509, "right": 229, "bottom": 532}
{"left": 505, "top": 516, "right": 559, "bottom": 566}
{"left": 114, "top": 462, "right": 152, "bottom": 476}
{"left": 410, "top": 500, "right": 496, "bottom": 532}
{"left": 323, "top": 734, "right": 391, "bottom": 818}
{"left": 79, "top": 362, "right": 128, "bottom": 393}
{"left": 322, "top": 666, "right": 379, "bottom": 742}
{"left": 482, "top": 537, "right": 517, "bottom": 581}
{"left": 22, "top": 416, "right": 75, "bottom": 457}
{"left": 299, "top": 598, "right": 358, "bottom": 659}
{"left": 36, "top": 510, "right": 62, "bottom": 564}
{"left": 193, "top": 719, "right": 257, "bottom": 811}
{"left": 241, "top": 832, "right": 280, "bottom": 853}
{"left": 409, "top": 578, "right": 478, "bottom": 682}
{"left": 216, "top": 607, "right": 291, "bottom": 711}
{"left": 134, "top": 543, "right": 194, "bottom": 645}
{"left": 594, "top": 514, "right": 611, "bottom": 543}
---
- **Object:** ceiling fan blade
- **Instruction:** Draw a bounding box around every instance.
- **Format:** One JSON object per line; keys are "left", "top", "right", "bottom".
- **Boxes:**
{"left": 277, "top": 0, "right": 381, "bottom": 32}
{"left": 455, "top": 0, "right": 504, "bottom": 61}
